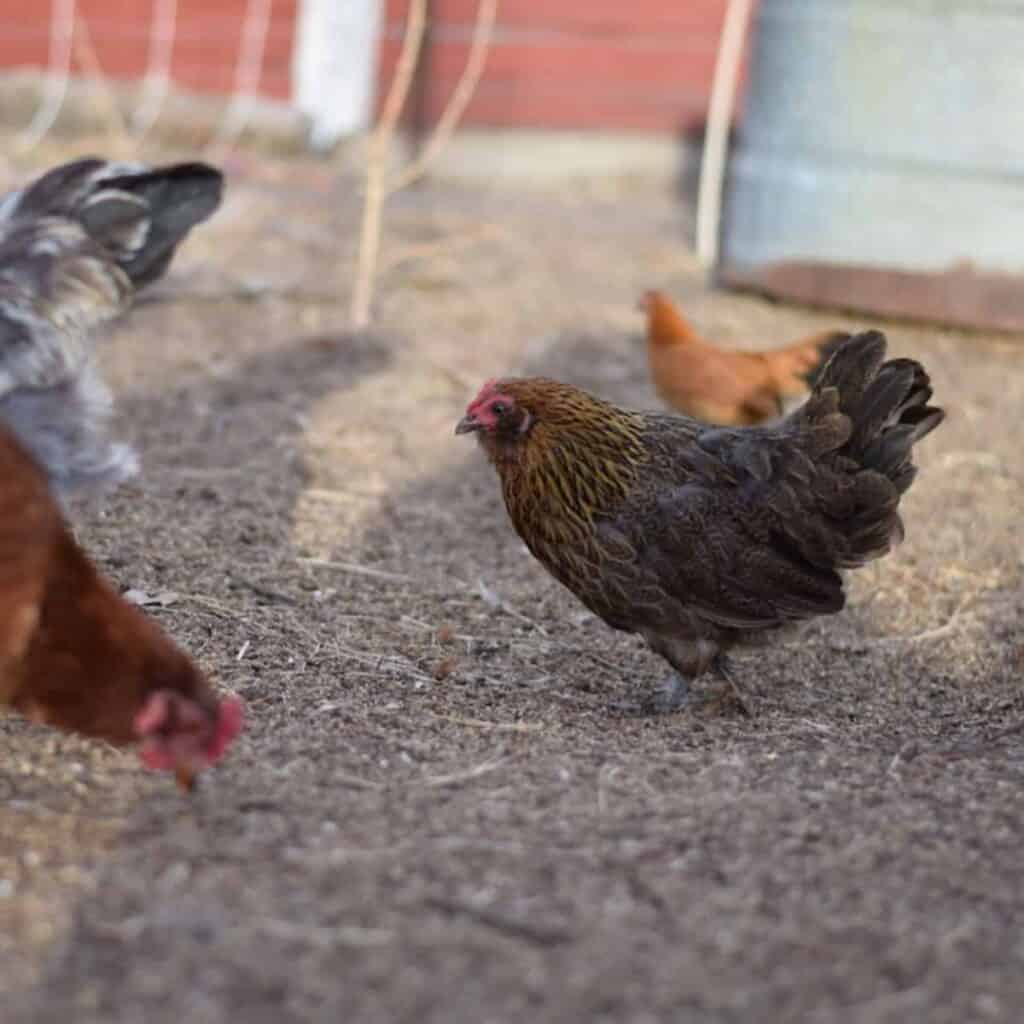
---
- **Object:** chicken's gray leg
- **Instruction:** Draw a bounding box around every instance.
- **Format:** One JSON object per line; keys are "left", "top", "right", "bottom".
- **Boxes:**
{"left": 712, "top": 654, "right": 755, "bottom": 716}
{"left": 650, "top": 671, "right": 693, "bottom": 714}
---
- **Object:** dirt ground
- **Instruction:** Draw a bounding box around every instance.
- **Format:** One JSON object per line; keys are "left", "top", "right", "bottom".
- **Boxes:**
{"left": 1, "top": 140, "right": 1023, "bottom": 1024}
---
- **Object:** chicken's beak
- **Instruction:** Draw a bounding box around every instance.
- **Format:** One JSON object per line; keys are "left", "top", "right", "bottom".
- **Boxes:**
{"left": 455, "top": 413, "right": 481, "bottom": 436}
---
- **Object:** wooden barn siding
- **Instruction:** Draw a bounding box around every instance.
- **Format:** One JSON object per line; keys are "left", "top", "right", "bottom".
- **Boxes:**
{"left": 0, "top": 0, "right": 737, "bottom": 133}
{"left": 379, "top": 0, "right": 734, "bottom": 133}
{"left": 0, "top": 0, "right": 297, "bottom": 100}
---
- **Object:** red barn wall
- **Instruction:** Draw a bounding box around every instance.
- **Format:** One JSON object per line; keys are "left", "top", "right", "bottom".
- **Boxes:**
{"left": 379, "top": 0, "right": 732, "bottom": 134}
{"left": 0, "top": 0, "right": 733, "bottom": 135}
{"left": 0, "top": 0, "right": 297, "bottom": 101}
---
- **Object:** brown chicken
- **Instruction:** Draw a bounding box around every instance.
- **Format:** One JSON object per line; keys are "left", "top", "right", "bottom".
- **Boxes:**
{"left": 457, "top": 331, "right": 943, "bottom": 712}
{"left": 641, "top": 289, "right": 850, "bottom": 426}
{"left": 0, "top": 424, "right": 242, "bottom": 789}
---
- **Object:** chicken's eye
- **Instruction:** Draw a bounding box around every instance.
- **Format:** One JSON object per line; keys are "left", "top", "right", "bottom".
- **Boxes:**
{"left": 491, "top": 402, "right": 506, "bottom": 417}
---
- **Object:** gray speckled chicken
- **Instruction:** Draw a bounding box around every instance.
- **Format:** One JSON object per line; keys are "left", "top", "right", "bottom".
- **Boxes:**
{"left": 0, "top": 158, "right": 222, "bottom": 495}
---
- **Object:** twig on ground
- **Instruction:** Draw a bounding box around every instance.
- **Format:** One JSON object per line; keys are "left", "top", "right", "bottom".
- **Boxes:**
{"left": 298, "top": 557, "right": 414, "bottom": 583}
{"left": 417, "top": 758, "right": 507, "bottom": 787}
{"left": 904, "top": 592, "right": 978, "bottom": 644}
{"left": 422, "top": 712, "right": 544, "bottom": 732}
{"left": 182, "top": 595, "right": 252, "bottom": 620}
{"left": 425, "top": 896, "right": 574, "bottom": 947}
{"left": 230, "top": 575, "right": 299, "bottom": 605}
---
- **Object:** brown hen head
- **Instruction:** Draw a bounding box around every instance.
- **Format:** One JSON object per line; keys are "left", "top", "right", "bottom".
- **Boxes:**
{"left": 456, "top": 377, "right": 648, "bottom": 545}
{"left": 14, "top": 532, "right": 245, "bottom": 792}
{"left": 640, "top": 290, "right": 702, "bottom": 348}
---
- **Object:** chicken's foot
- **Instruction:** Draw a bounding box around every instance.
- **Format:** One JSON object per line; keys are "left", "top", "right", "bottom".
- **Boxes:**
{"left": 609, "top": 671, "right": 693, "bottom": 716}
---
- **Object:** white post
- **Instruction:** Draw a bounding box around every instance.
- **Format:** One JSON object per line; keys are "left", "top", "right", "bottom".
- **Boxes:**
{"left": 293, "top": 0, "right": 384, "bottom": 149}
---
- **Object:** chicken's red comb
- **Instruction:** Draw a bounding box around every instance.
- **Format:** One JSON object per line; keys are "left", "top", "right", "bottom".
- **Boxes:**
{"left": 466, "top": 377, "right": 500, "bottom": 411}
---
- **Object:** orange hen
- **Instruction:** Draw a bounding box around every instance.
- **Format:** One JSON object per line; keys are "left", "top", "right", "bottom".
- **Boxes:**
{"left": 642, "top": 290, "right": 850, "bottom": 426}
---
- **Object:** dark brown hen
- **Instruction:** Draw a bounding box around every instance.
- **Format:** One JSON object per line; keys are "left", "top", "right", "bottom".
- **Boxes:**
{"left": 457, "top": 331, "right": 944, "bottom": 712}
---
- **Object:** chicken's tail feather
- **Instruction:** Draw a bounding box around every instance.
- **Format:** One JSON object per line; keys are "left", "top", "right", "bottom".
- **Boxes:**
{"left": 3, "top": 158, "right": 223, "bottom": 290}
{"left": 77, "top": 163, "right": 223, "bottom": 288}
{"left": 792, "top": 330, "right": 944, "bottom": 564}
{"left": 761, "top": 328, "right": 853, "bottom": 401}
{"left": 813, "top": 331, "right": 944, "bottom": 488}
{"left": 797, "top": 329, "right": 853, "bottom": 386}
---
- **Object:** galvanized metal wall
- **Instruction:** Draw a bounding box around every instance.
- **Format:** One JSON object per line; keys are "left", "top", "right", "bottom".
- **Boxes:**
{"left": 721, "top": 0, "right": 1024, "bottom": 327}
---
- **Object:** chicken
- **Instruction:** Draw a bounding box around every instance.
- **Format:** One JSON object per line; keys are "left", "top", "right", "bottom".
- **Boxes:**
{"left": 457, "top": 331, "right": 944, "bottom": 713}
{"left": 0, "top": 157, "right": 223, "bottom": 289}
{"left": 641, "top": 289, "right": 850, "bottom": 426}
{"left": 0, "top": 421, "right": 242, "bottom": 790}
{"left": 0, "top": 158, "right": 222, "bottom": 496}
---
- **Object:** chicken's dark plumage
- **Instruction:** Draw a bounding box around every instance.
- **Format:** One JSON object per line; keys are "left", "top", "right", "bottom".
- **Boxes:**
{"left": 458, "top": 331, "right": 944, "bottom": 712}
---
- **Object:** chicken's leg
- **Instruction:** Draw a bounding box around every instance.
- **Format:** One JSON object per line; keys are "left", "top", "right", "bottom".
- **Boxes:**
{"left": 650, "top": 671, "right": 693, "bottom": 714}
{"left": 711, "top": 654, "right": 756, "bottom": 716}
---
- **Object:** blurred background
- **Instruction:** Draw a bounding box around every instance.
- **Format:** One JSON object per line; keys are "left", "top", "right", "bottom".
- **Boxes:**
{"left": 0, "top": 0, "right": 725, "bottom": 143}
{"left": 3, "top": 0, "right": 1023, "bottom": 329}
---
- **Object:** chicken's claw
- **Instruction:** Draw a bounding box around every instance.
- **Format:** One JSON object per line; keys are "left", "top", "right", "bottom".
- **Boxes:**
{"left": 609, "top": 672, "right": 693, "bottom": 717}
